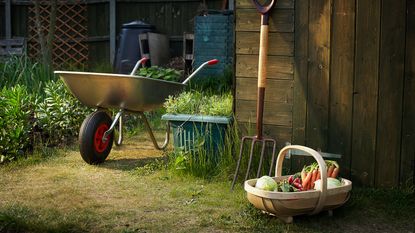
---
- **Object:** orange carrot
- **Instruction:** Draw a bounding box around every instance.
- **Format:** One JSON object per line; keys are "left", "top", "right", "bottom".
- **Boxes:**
{"left": 331, "top": 167, "right": 340, "bottom": 178}
{"left": 302, "top": 172, "right": 312, "bottom": 189}
{"left": 311, "top": 169, "right": 318, "bottom": 188}
{"left": 301, "top": 169, "right": 306, "bottom": 182}
{"left": 327, "top": 165, "right": 334, "bottom": 177}
{"left": 316, "top": 170, "right": 321, "bottom": 180}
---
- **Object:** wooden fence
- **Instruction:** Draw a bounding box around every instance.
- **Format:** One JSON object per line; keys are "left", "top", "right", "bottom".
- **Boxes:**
{"left": 235, "top": 0, "right": 415, "bottom": 187}
{"left": 0, "top": 0, "right": 222, "bottom": 66}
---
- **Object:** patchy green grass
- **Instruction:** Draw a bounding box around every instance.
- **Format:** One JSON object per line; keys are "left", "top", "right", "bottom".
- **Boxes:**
{"left": 0, "top": 132, "right": 414, "bottom": 233}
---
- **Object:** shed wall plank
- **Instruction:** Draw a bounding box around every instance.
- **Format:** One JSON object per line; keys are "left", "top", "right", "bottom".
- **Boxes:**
{"left": 351, "top": 0, "right": 381, "bottom": 186}
{"left": 236, "top": 54, "right": 294, "bottom": 78}
{"left": 400, "top": 0, "right": 415, "bottom": 185}
{"left": 306, "top": 0, "right": 331, "bottom": 150}
{"left": 236, "top": 0, "right": 294, "bottom": 9}
{"left": 375, "top": 0, "right": 406, "bottom": 187}
{"left": 236, "top": 9, "right": 294, "bottom": 33}
{"left": 292, "top": 0, "right": 308, "bottom": 145}
{"left": 236, "top": 78, "right": 293, "bottom": 103}
{"left": 236, "top": 31, "right": 294, "bottom": 56}
{"left": 328, "top": 0, "right": 355, "bottom": 178}
{"left": 235, "top": 100, "right": 292, "bottom": 127}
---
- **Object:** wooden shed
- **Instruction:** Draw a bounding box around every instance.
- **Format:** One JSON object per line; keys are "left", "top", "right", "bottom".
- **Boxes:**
{"left": 235, "top": 0, "right": 415, "bottom": 187}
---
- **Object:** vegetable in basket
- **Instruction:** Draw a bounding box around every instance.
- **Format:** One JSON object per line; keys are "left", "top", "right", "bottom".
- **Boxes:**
{"left": 314, "top": 177, "right": 342, "bottom": 190}
{"left": 255, "top": 176, "right": 278, "bottom": 191}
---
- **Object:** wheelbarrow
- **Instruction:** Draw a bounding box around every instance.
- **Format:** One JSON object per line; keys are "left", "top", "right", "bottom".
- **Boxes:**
{"left": 54, "top": 57, "right": 219, "bottom": 164}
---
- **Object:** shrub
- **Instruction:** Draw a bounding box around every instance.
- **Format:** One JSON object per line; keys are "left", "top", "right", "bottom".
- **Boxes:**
{"left": 0, "top": 85, "right": 35, "bottom": 162}
{"left": 36, "top": 80, "right": 92, "bottom": 145}
{"left": 164, "top": 91, "right": 233, "bottom": 116}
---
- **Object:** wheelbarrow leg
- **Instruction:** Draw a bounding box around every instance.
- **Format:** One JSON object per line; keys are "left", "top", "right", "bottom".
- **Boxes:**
{"left": 139, "top": 112, "right": 170, "bottom": 150}
{"left": 114, "top": 114, "right": 123, "bottom": 146}
{"left": 103, "top": 110, "right": 123, "bottom": 144}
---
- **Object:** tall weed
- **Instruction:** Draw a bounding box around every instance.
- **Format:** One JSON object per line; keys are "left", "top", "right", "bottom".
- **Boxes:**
{"left": 168, "top": 117, "right": 240, "bottom": 179}
{"left": 0, "top": 56, "right": 55, "bottom": 94}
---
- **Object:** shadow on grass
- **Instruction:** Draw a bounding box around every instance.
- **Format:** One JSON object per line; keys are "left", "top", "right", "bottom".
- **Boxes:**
{"left": 0, "top": 208, "right": 89, "bottom": 233}
{"left": 99, "top": 156, "right": 167, "bottom": 172}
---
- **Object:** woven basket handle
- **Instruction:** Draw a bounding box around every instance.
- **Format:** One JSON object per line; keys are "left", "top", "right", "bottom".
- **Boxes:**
{"left": 275, "top": 145, "right": 328, "bottom": 215}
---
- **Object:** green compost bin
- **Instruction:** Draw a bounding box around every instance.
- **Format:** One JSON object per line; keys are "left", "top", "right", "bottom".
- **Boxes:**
{"left": 161, "top": 114, "right": 232, "bottom": 154}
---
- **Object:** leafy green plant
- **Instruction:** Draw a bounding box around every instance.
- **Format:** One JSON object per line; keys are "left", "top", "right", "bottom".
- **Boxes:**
{"left": 164, "top": 91, "right": 233, "bottom": 116}
{"left": 137, "top": 66, "right": 182, "bottom": 82}
{"left": 0, "top": 85, "right": 35, "bottom": 162}
{"left": 36, "top": 80, "right": 92, "bottom": 145}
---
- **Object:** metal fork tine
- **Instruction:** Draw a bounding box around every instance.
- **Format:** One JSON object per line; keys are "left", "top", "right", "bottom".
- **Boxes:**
{"left": 244, "top": 139, "right": 257, "bottom": 181}
{"left": 267, "top": 139, "right": 277, "bottom": 176}
{"left": 256, "top": 140, "right": 266, "bottom": 178}
{"left": 231, "top": 137, "right": 250, "bottom": 190}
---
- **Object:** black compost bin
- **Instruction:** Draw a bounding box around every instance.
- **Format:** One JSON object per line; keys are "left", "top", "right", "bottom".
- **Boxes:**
{"left": 114, "top": 20, "right": 155, "bottom": 74}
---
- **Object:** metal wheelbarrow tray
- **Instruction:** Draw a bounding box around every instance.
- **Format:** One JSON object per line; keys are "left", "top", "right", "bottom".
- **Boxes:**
{"left": 244, "top": 145, "right": 352, "bottom": 223}
{"left": 54, "top": 58, "right": 218, "bottom": 164}
{"left": 55, "top": 71, "right": 185, "bottom": 112}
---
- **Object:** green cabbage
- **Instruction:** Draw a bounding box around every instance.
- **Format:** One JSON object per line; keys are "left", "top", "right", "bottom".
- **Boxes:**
{"left": 314, "top": 178, "right": 342, "bottom": 190}
{"left": 255, "top": 176, "right": 277, "bottom": 191}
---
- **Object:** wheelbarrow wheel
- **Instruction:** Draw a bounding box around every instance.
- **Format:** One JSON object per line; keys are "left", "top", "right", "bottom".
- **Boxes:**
{"left": 79, "top": 111, "right": 114, "bottom": 164}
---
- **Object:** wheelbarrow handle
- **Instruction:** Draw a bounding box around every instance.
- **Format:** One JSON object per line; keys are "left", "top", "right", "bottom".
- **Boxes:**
{"left": 182, "top": 59, "right": 219, "bottom": 85}
{"left": 130, "top": 57, "right": 149, "bottom": 76}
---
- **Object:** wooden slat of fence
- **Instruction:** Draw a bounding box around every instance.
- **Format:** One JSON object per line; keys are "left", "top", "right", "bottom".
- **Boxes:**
{"left": 400, "top": 0, "right": 415, "bottom": 185}
{"left": 236, "top": 9, "right": 294, "bottom": 33}
{"left": 292, "top": 0, "right": 308, "bottom": 146}
{"left": 236, "top": 54, "right": 294, "bottom": 78}
{"left": 238, "top": 122, "right": 293, "bottom": 149}
{"left": 235, "top": 100, "right": 292, "bottom": 127}
{"left": 351, "top": 0, "right": 381, "bottom": 186}
{"left": 305, "top": 0, "right": 331, "bottom": 150}
{"left": 236, "top": 0, "right": 294, "bottom": 9}
{"left": 328, "top": 0, "right": 355, "bottom": 179}
{"left": 375, "top": 0, "right": 406, "bottom": 187}
{"left": 236, "top": 31, "right": 294, "bottom": 56}
{"left": 236, "top": 78, "right": 293, "bottom": 103}
{"left": 290, "top": 0, "right": 309, "bottom": 173}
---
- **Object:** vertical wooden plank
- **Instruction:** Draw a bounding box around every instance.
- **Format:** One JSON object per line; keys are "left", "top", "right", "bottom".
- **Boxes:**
{"left": 351, "top": 0, "right": 380, "bottom": 186}
{"left": 292, "top": 0, "right": 308, "bottom": 145}
{"left": 5, "top": 0, "right": 11, "bottom": 39}
{"left": 306, "top": 0, "right": 331, "bottom": 149}
{"left": 401, "top": 0, "right": 415, "bottom": 185}
{"left": 375, "top": 0, "right": 406, "bottom": 187}
{"left": 109, "top": 0, "right": 116, "bottom": 65}
{"left": 291, "top": 0, "right": 309, "bottom": 172}
{"left": 328, "top": 0, "right": 355, "bottom": 178}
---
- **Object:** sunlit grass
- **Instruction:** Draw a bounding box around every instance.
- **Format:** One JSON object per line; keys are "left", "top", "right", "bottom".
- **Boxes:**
{"left": 0, "top": 132, "right": 414, "bottom": 233}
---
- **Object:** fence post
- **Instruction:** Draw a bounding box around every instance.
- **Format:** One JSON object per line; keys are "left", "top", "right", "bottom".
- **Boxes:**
{"left": 6, "top": 0, "right": 11, "bottom": 39}
{"left": 110, "top": 0, "right": 116, "bottom": 65}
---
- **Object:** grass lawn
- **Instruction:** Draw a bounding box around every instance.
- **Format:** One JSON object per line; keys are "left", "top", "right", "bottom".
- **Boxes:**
{"left": 0, "top": 132, "right": 414, "bottom": 233}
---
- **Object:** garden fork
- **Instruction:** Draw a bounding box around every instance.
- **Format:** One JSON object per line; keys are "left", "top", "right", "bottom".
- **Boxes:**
{"left": 231, "top": 0, "right": 277, "bottom": 190}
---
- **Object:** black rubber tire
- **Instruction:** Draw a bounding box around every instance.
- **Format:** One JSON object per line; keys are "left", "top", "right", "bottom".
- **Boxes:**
{"left": 79, "top": 111, "right": 114, "bottom": 164}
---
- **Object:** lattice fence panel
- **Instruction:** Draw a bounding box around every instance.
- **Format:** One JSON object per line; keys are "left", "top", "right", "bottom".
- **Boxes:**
{"left": 28, "top": 1, "right": 88, "bottom": 69}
